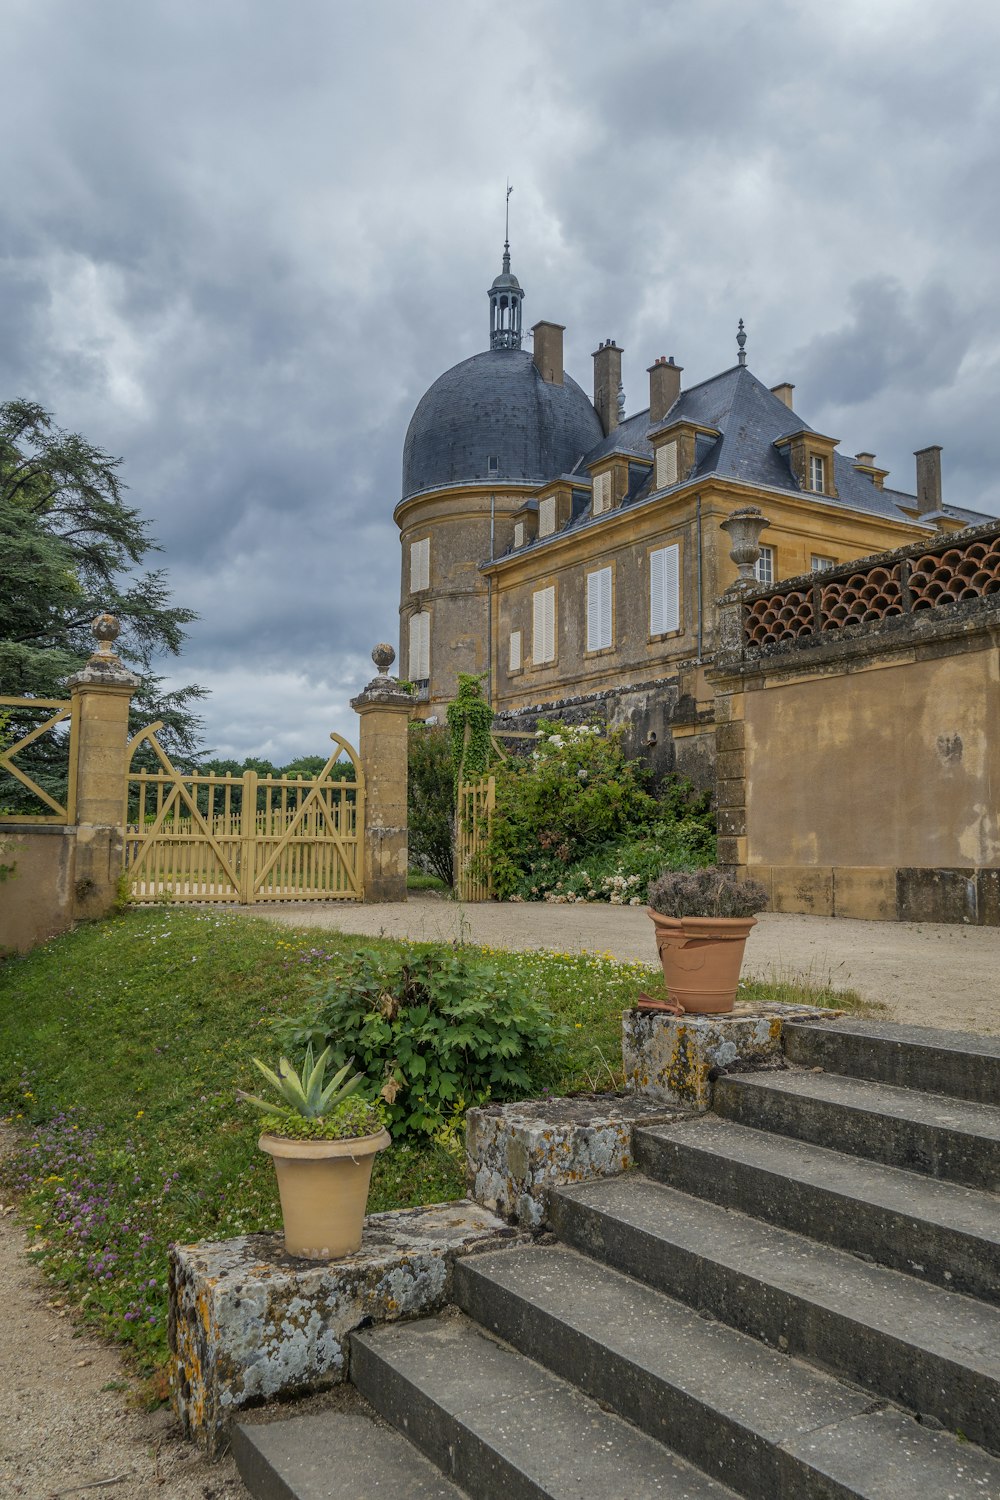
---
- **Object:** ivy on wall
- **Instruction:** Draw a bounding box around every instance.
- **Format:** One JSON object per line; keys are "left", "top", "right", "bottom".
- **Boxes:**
{"left": 445, "top": 673, "right": 495, "bottom": 790}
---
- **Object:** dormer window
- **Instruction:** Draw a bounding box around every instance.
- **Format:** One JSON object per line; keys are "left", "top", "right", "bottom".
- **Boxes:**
{"left": 809, "top": 455, "right": 825, "bottom": 493}
{"left": 655, "top": 441, "right": 678, "bottom": 490}
{"left": 513, "top": 521, "right": 525, "bottom": 549}
{"left": 488, "top": 455, "right": 499, "bottom": 474}
{"left": 538, "top": 496, "right": 556, "bottom": 537}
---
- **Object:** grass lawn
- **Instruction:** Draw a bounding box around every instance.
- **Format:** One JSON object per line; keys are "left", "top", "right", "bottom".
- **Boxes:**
{"left": 0, "top": 906, "right": 865, "bottom": 1391}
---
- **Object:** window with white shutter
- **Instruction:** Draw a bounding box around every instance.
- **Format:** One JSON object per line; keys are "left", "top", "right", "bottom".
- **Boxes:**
{"left": 649, "top": 544, "right": 681, "bottom": 636}
{"left": 509, "top": 629, "right": 522, "bottom": 672}
{"left": 586, "top": 567, "right": 612, "bottom": 652}
{"left": 538, "top": 496, "right": 556, "bottom": 537}
{"left": 513, "top": 521, "right": 525, "bottom": 549}
{"left": 410, "top": 537, "right": 430, "bottom": 592}
{"left": 408, "top": 611, "right": 430, "bottom": 680}
{"left": 655, "top": 442, "right": 678, "bottom": 491}
{"left": 532, "top": 586, "right": 555, "bottom": 664}
{"left": 592, "top": 472, "right": 611, "bottom": 515}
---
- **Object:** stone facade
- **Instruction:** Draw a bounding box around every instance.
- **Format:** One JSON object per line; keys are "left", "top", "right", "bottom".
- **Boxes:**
{"left": 396, "top": 253, "right": 986, "bottom": 772}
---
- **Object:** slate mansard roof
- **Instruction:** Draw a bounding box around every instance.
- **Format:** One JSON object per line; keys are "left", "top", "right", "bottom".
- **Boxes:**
{"left": 401, "top": 348, "right": 604, "bottom": 501}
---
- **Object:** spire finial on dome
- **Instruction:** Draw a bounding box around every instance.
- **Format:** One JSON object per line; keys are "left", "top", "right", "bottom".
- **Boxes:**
{"left": 737, "top": 317, "right": 748, "bottom": 367}
{"left": 488, "top": 182, "right": 524, "bottom": 350}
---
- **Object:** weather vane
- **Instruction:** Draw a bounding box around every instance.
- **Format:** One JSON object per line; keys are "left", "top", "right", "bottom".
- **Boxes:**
{"left": 505, "top": 180, "right": 513, "bottom": 249}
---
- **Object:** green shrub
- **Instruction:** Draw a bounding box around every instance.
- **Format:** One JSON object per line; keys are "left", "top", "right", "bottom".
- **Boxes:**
{"left": 483, "top": 722, "right": 715, "bottom": 901}
{"left": 280, "top": 945, "right": 568, "bottom": 1139}
{"left": 407, "top": 722, "right": 455, "bottom": 887}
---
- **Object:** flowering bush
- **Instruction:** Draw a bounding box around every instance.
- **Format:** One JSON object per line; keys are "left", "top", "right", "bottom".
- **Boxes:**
{"left": 479, "top": 721, "right": 715, "bottom": 902}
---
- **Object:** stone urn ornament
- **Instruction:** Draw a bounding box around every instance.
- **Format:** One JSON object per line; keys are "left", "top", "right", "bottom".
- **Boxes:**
{"left": 642, "top": 867, "right": 768, "bottom": 1015}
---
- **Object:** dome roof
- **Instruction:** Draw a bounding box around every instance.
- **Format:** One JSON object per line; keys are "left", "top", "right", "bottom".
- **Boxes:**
{"left": 402, "top": 348, "right": 603, "bottom": 500}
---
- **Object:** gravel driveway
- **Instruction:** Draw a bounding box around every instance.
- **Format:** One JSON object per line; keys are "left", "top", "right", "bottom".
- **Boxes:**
{"left": 248, "top": 895, "right": 1000, "bottom": 1035}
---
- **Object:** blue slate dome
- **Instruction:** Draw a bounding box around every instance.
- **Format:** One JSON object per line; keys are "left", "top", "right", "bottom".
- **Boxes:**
{"left": 402, "top": 348, "right": 603, "bottom": 501}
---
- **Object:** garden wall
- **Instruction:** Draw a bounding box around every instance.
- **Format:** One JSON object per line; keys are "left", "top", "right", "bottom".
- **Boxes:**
{"left": 712, "top": 521, "right": 1000, "bottom": 924}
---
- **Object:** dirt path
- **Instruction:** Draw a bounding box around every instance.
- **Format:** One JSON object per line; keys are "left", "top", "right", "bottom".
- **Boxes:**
{"left": 0, "top": 1137, "right": 247, "bottom": 1500}
{"left": 248, "top": 896, "right": 1000, "bottom": 1034}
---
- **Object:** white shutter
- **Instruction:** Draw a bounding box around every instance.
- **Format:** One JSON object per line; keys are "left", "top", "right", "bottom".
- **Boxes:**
{"left": 513, "top": 521, "right": 524, "bottom": 549}
{"left": 587, "top": 568, "right": 612, "bottom": 651}
{"left": 533, "top": 586, "right": 555, "bottom": 664}
{"left": 410, "top": 537, "right": 429, "bottom": 592}
{"left": 509, "top": 629, "right": 522, "bottom": 672}
{"left": 655, "top": 441, "right": 678, "bottom": 490}
{"left": 409, "top": 611, "right": 430, "bottom": 679}
{"left": 650, "top": 545, "right": 680, "bottom": 635}
{"left": 593, "top": 472, "right": 611, "bottom": 515}
{"left": 539, "top": 496, "right": 556, "bottom": 537}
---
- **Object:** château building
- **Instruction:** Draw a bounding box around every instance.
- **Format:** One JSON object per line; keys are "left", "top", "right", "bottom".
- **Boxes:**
{"left": 396, "top": 243, "right": 987, "bottom": 782}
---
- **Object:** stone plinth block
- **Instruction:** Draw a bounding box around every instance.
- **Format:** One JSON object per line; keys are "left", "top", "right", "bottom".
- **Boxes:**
{"left": 466, "top": 1093, "right": 685, "bottom": 1230}
{"left": 623, "top": 1003, "right": 842, "bottom": 1110}
{"left": 169, "top": 1200, "right": 517, "bottom": 1454}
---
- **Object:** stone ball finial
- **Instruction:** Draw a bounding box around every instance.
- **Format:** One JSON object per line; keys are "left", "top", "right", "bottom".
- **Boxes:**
{"left": 371, "top": 642, "right": 396, "bottom": 674}
{"left": 92, "top": 613, "right": 120, "bottom": 656}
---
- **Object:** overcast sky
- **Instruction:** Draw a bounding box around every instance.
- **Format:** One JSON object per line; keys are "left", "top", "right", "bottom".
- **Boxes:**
{"left": 3, "top": 0, "right": 998, "bottom": 760}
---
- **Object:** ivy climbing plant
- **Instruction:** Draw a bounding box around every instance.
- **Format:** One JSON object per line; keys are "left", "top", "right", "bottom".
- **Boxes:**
{"left": 445, "top": 673, "right": 496, "bottom": 789}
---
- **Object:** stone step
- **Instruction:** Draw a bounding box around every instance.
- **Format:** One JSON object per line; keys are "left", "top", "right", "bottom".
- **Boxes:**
{"left": 714, "top": 1070, "right": 1000, "bottom": 1191}
{"left": 634, "top": 1116, "right": 1000, "bottom": 1304}
{"left": 453, "top": 1242, "right": 1000, "bottom": 1500}
{"left": 350, "top": 1313, "right": 740, "bottom": 1500}
{"left": 547, "top": 1173, "right": 1000, "bottom": 1455}
{"left": 232, "top": 1409, "right": 467, "bottom": 1499}
{"left": 784, "top": 1019, "right": 1000, "bottom": 1105}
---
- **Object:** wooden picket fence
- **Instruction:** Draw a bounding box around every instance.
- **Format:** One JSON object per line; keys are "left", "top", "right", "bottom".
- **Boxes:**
{"left": 455, "top": 773, "right": 495, "bottom": 901}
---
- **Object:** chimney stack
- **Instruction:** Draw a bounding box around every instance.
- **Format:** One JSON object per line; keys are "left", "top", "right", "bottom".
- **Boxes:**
{"left": 770, "top": 382, "right": 795, "bottom": 409}
{"left": 855, "top": 451, "right": 876, "bottom": 467}
{"left": 532, "top": 321, "right": 564, "bottom": 386}
{"left": 648, "top": 356, "right": 682, "bottom": 425}
{"left": 914, "top": 445, "right": 943, "bottom": 514}
{"left": 592, "top": 339, "right": 623, "bottom": 435}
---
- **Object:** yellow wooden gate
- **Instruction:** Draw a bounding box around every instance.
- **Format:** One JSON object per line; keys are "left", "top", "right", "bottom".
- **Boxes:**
{"left": 123, "top": 725, "right": 365, "bottom": 903}
{"left": 455, "top": 774, "right": 495, "bottom": 901}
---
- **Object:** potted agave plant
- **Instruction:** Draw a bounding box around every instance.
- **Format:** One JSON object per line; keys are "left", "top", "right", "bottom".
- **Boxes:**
{"left": 238, "top": 1044, "right": 389, "bottom": 1259}
{"left": 645, "top": 867, "right": 768, "bottom": 1015}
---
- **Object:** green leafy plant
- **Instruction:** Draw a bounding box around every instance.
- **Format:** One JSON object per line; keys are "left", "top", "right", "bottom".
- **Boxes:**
{"left": 237, "top": 1043, "right": 364, "bottom": 1123}
{"left": 281, "top": 944, "right": 569, "bottom": 1139}
{"left": 407, "top": 722, "right": 456, "bottom": 886}
{"left": 446, "top": 672, "right": 495, "bottom": 790}
{"left": 256, "top": 1096, "right": 386, "bottom": 1142}
{"left": 647, "top": 866, "right": 768, "bottom": 919}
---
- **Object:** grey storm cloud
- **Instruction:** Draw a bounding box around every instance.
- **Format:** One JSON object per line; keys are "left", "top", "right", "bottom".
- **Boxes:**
{"left": 1, "top": 0, "right": 999, "bottom": 757}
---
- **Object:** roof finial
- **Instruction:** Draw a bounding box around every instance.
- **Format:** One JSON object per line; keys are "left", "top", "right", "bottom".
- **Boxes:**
{"left": 503, "top": 180, "right": 513, "bottom": 273}
{"left": 737, "top": 317, "right": 747, "bottom": 367}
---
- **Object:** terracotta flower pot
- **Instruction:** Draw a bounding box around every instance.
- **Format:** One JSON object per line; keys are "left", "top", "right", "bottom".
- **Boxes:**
{"left": 259, "top": 1129, "right": 390, "bottom": 1259}
{"left": 647, "top": 910, "right": 757, "bottom": 1014}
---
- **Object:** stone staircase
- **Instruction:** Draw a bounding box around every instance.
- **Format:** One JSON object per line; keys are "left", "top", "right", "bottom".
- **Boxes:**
{"left": 233, "top": 1019, "right": 1000, "bottom": 1498}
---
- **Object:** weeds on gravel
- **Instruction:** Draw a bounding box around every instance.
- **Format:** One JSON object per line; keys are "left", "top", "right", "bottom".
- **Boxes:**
{"left": 0, "top": 908, "right": 866, "bottom": 1382}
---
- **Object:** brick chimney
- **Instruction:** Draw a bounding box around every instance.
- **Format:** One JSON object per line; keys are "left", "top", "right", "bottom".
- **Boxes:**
{"left": 770, "top": 382, "right": 795, "bottom": 409}
{"left": 532, "top": 321, "right": 564, "bottom": 386}
{"left": 914, "top": 445, "right": 943, "bottom": 514}
{"left": 592, "top": 339, "right": 623, "bottom": 435}
{"left": 648, "top": 356, "right": 682, "bottom": 425}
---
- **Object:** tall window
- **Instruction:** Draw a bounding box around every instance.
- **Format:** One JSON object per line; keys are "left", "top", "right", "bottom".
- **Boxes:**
{"left": 532, "top": 586, "right": 556, "bottom": 664}
{"left": 509, "top": 629, "right": 522, "bottom": 672}
{"left": 592, "top": 471, "right": 611, "bottom": 515}
{"left": 538, "top": 496, "right": 556, "bottom": 537}
{"left": 513, "top": 521, "right": 525, "bottom": 549}
{"left": 649, "top": 544, "right": 680, "bottom": 635}
{"left": 408, "top": 611, "right": 430, "bottom": 681}
{"left": 586, "top": 567, "right": 612, "bottom": 652}
{"left": 410, "top": 537, "right": 430, "bottom": 592}
{"left": 755, "top": 546, "right": 775, "bottom": 585}
{"left": 655, "top": 441, "right": 678, "bottom": 490}
{"left": 809, "top": 454, "right": 825, "bottom": 493}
